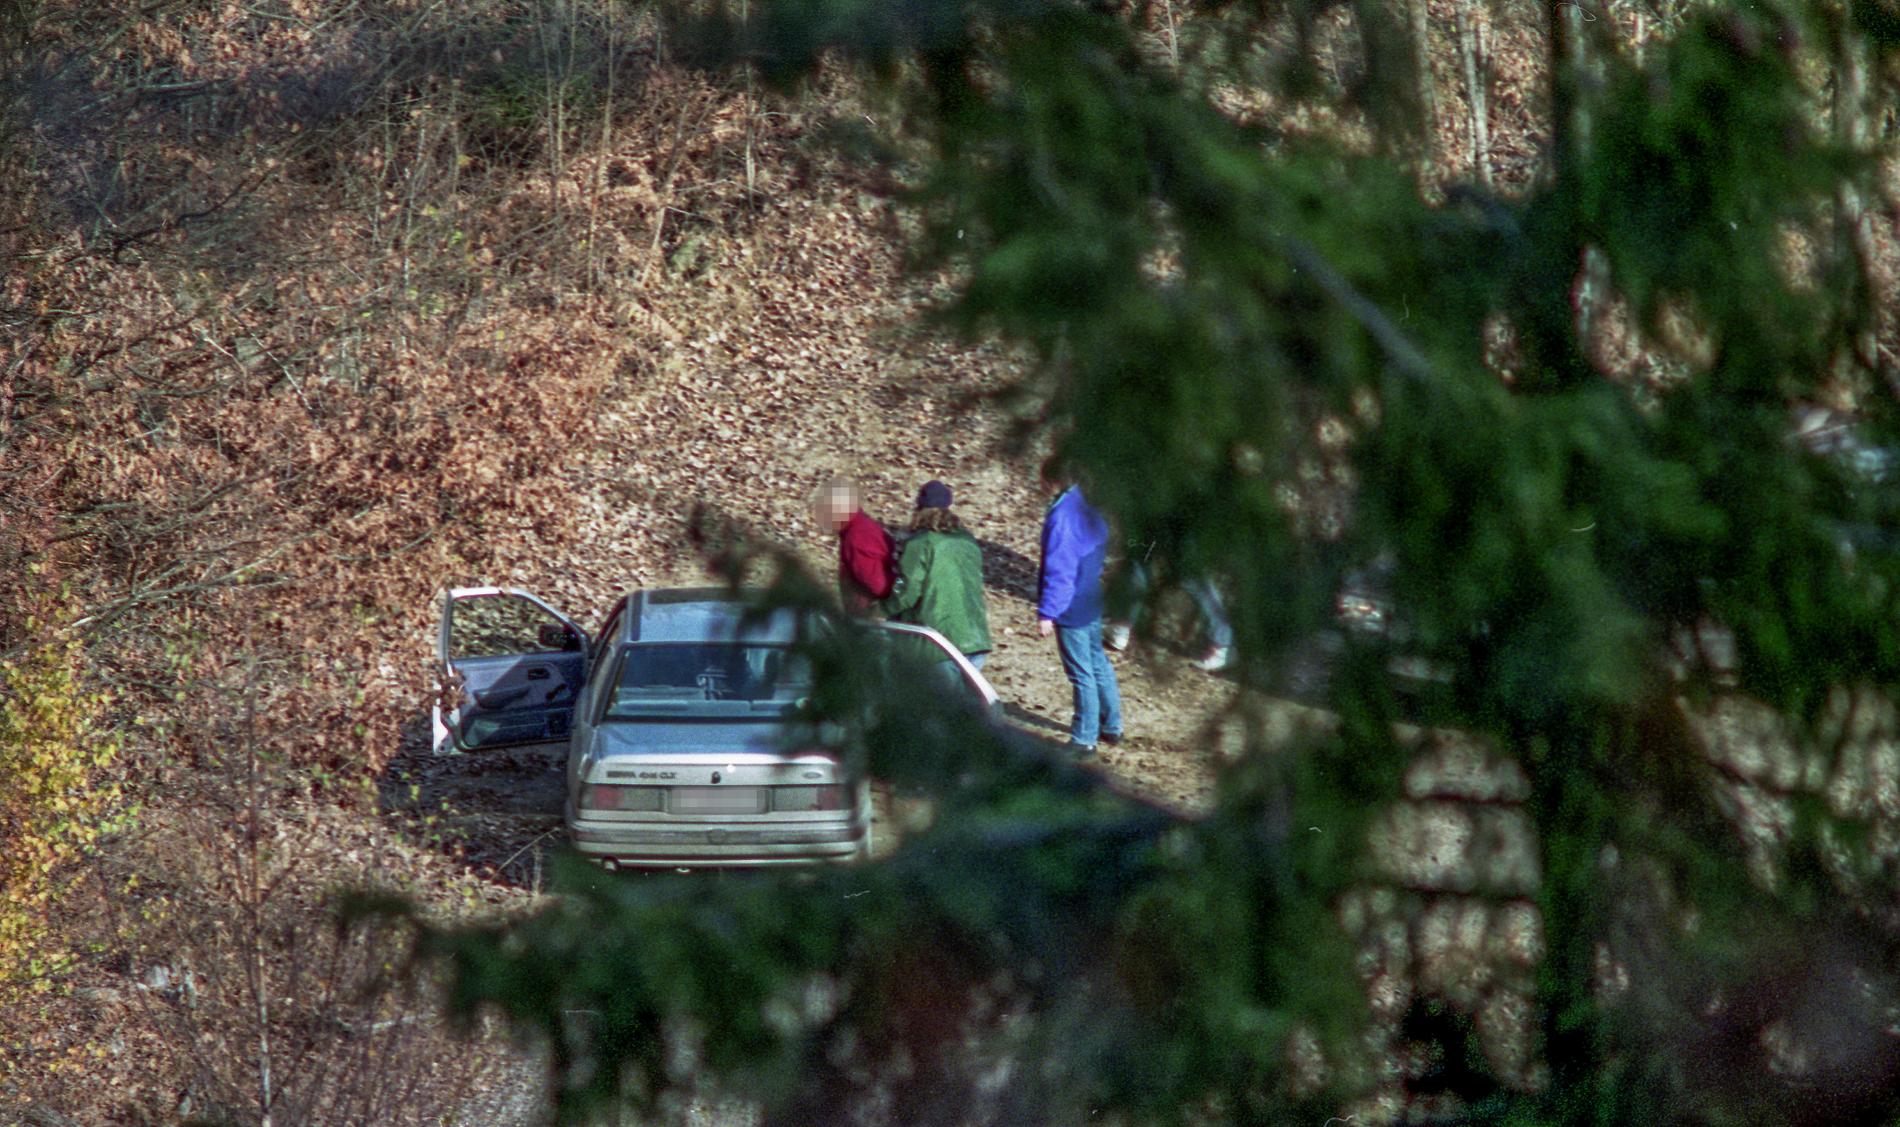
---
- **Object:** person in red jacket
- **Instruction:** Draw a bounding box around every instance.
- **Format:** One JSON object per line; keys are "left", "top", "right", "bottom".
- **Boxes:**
{"left": 816, "top": 478, "right": 895, "bottom": 614}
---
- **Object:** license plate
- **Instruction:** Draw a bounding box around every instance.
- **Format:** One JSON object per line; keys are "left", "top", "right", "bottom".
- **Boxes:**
{"left": 670, "top": 786, "right": 766, "bottom": 814}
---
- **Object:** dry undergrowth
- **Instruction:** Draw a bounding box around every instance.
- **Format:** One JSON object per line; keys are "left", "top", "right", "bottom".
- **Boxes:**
{"left": 2, "top": 0, "right": 1029, "bottom": 1114}
{"left": 4, "top": 1, "right": 742, "bottom": 1118}
{"left": 6, "top": 1, "right": 1900, "bottom": 1123}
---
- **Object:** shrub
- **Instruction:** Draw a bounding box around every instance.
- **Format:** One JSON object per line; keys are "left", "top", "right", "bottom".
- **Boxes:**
{"left": 0, "top": 616, "right": 128, "bottom": 993}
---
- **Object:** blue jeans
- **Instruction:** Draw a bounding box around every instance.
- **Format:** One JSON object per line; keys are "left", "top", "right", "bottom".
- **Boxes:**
{"left": 1055, "top": 622, "right": 1122, "bottom": 747}
{"left": 1115, "top": 562, "right": 1231, "bottom": 649}
{"left": 1184, "top": 579, "right": 1233, "bottom": 649}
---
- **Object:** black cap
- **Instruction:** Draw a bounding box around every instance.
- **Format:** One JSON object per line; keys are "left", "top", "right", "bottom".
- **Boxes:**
{"left": 916, "top": 480, "right": 953, "bottom": 510}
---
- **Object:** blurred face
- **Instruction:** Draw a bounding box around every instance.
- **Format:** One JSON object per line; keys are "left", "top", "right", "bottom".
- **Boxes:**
{"left": 816, "top": 484, "right": 858, "bottom": 532}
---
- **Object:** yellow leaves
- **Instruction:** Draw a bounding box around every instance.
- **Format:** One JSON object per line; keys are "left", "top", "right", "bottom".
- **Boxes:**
{"left": 0, "top": 631, "right": 126, "bottom": 994}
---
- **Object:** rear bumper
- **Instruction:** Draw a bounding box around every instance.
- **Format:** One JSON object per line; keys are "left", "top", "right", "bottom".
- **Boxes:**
{"left": 567, "top": 818, "right": 867, "bottom": 867}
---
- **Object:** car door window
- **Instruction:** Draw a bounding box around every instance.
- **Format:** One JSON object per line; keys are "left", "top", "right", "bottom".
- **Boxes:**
{"left": 867, "top": 626, "right": 993, "bottom": 706}
{"left": 441, "top": 590, "right": 587, "bottom": 750}
{"left": 918, "top": 632, "right": 990, "bottom": 704}
{"left": 450, "top": 593, "right": 578, "bottom": 659}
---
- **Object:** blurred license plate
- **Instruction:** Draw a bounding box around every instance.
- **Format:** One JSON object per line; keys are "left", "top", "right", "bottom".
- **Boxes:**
{"left": 671, "top": 787, "right": 766, "bottom": 814}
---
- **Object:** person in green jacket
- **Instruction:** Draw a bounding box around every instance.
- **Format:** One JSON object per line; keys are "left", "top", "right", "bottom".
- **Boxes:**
{"left": 883, "top": 480, "right": 992, "bottom": 681}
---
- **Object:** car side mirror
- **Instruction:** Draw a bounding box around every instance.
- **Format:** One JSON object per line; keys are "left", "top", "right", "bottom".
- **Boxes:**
{"left": 539, "top": 623, "right": 581, "bottom": 651}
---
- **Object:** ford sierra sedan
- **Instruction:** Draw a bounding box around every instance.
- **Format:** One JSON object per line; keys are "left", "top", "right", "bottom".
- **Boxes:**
{"left": 433, "top": 586, "right": 997, "bottom": 868}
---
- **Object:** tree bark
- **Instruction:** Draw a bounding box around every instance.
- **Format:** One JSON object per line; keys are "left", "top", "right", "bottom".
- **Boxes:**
{"left": 1835, "top": 0, "right": 1880, "bottom": 372}
{"left": 1456, "top": 1, "right": 1491, "bottom": 186}
{"left": 1552, "top": 0, "right": 1604, "bottom": 355}
{"left": 1409, "top": 0, "right": 1437, "bottom": 161}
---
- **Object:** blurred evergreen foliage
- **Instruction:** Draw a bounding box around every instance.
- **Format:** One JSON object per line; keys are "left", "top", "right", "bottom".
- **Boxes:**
{"left": 384, "top": 1, "right": 1900, "bottom": 1122}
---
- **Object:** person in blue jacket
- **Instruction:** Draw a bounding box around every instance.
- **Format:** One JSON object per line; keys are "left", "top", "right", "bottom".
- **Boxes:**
{"left": 1036, "top": 453, "right": 1124, "bottom": 757}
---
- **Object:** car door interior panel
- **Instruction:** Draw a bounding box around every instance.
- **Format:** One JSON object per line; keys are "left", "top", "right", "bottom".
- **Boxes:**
{"left": 439, "top": 588, "right": 589, "bottom": 751}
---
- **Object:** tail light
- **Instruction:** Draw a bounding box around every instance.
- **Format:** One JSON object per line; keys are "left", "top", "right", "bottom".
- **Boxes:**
{"left": 773, "top": 785, "right": 849, "bottom": 812}
{"left": 580, "top": 784, "right": 664, "bottom": 812}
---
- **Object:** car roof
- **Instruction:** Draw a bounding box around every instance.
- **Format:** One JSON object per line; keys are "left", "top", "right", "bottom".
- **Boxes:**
{"left": 624, "top": 588, "right": 800, "bottom": 644}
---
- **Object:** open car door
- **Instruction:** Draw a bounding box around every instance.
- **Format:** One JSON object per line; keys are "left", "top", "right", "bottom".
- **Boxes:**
{"left": 871, "top": 622, "right": 1001, "bottom": 710}
{"left": 433, "top": 587, "right": 589, "bottom": 754}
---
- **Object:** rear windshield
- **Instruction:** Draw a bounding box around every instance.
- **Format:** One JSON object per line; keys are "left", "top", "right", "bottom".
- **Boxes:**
{"left": 603, "top": 643, "right": 811, "bottom": 719}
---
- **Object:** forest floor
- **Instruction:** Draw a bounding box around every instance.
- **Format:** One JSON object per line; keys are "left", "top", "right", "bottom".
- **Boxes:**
{"left": 11, "top": 97, "right": 1500, "bottom": 1127}
{"left": 376, "top": 172, "right": 1262, "bottom": 890}
{"left": 1, "top": 3, "right": 1551, "bottom": 1120}
{"left": 353, "top": 136, "right": 1320, "bottom": 1125}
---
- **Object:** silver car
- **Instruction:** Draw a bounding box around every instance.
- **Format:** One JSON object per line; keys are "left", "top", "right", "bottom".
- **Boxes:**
{"left": 433, "top": 586, "right": 997, "bottom": 868}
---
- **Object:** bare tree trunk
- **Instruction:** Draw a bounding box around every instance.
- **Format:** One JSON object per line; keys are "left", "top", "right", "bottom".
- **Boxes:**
{"left": 1835, "top": 0, "right": 1880, "bottom": 372}
{"left": 742, "top": 0, "right": 757, "bottom": 207}
{"left": 1409, "top": 0, "right": 1436, "bottom": 161}
{"left": 1552, "top": 0, "right": 1604, "bottom": 349}
{"left": 241, "top": 667, "right": 275, "bottom": 1127}
{"left": 586, "top": 0, "right": 615, "bottom": 292}
{"left": 1562, "top": 0, "right": 1594, "bottom": 159}
{"left": 1456, "top": 1, "right": 1491, "bottom": 186}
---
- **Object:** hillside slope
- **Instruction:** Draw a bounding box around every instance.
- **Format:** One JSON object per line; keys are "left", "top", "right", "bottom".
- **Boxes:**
{"left": 12, "top": 0, "right": 1866, "bottom": 1122}
{"left": 3, "top": 2, "right": 1250, "bottom": 1120}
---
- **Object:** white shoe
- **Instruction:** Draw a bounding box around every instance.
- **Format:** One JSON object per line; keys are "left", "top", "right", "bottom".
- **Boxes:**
{"left": 1105, "top": 623, "right": 1132, "bottom": 651}
{"left": 1192, "top": 646, "right": 1232, "bottom": 672}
